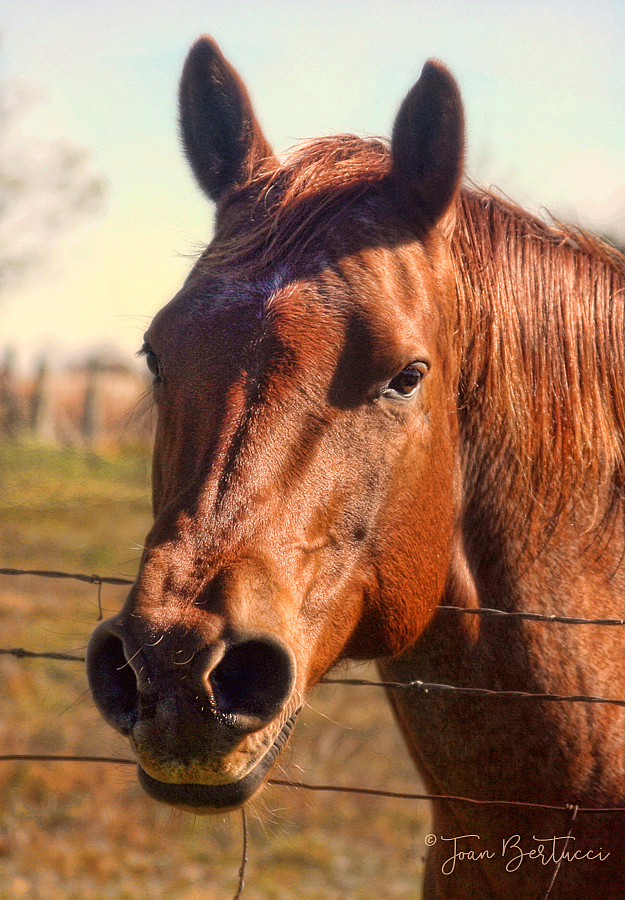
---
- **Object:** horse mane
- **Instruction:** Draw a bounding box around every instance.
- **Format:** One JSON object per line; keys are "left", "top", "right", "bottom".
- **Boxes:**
{"left": 202, "top": 134, "right": 625, "bottom": 537}
{"left": 453, "top": 189, "right": 625, "bottom": 540}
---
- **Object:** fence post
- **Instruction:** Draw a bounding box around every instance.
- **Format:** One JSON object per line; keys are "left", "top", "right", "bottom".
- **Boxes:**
{"left": 81, "top": 358, "right": 102, "bottom": 447}
{"left": 30, "top": 357, "right": 56, "bottom": 443}
{"left": 0, "top": 347, "right": 25, "bottom": 439}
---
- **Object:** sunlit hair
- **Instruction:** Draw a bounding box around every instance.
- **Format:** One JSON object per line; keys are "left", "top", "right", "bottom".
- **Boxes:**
{"left": 453, "top": 189, "right": 625, "bottom": 545}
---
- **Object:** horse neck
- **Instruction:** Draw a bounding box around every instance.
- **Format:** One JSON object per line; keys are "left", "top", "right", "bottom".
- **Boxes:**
{"left": 450, "top": 189, "right": 625, "bottom": 595}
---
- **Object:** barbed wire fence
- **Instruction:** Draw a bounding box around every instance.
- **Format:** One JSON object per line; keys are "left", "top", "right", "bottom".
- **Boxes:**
{"left": 2, "top": 566, "right": 625, "bottom": 899}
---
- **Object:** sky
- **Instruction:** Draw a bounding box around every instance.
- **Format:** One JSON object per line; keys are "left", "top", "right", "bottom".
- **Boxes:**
{"left": 1, "top": 0, "right": 624, "bottom": 370}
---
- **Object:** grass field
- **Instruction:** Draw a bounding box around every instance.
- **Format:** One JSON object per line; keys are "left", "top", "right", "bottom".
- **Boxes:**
{"left": 0, "top": 442, "right": 429, "bottom": 899}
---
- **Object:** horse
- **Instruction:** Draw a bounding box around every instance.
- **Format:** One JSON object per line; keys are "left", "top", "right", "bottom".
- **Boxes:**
{"left": 86, "top": 36, "right": 625, "bottom": 899}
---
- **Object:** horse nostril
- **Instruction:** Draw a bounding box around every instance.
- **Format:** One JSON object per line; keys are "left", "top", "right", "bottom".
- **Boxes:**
{"left": 209, "top": 637, "right": 295, "bottom": 732}
{"left": 86, "top": 623, "right": 139, "bottom": 735}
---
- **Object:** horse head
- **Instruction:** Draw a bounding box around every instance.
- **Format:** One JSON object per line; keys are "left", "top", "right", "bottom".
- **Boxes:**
{"left": 86, "top": 36, "right": 464, "bottom": 813}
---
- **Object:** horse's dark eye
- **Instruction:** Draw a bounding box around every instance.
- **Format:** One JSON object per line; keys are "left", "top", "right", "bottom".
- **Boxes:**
{"left": 384, "top": 365, "right": 426, "bottom": 400}
{"left": 141, "top": 344, "right": 162, "bottom": 384}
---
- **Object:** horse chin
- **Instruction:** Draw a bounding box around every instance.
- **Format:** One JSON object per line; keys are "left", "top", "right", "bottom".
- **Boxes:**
{"left": 136, "top": 708, "right": 300, "bottom": 814}
{"left": 137, "top": 763, "right": 267, "bottom": 814}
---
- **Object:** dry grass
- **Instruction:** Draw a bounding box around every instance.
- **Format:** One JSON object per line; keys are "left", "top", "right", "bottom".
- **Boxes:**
{"left": 0, "top": 442, "right": 429, "bottom": 899}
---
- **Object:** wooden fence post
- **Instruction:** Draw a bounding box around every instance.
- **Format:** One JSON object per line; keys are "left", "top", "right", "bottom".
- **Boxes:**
{"left": 81, "top": 358, "right": 101, "bottom": 447}
{"left": 0, "top": 347, "right": 25, "bottom": 439}
{"left": 30, "top": 357, "right": 56, "bottom": 444}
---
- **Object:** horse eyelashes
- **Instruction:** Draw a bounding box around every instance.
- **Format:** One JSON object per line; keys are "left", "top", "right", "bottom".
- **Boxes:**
{"left": 139, "top": 343, "right": 163, "bottom": 384}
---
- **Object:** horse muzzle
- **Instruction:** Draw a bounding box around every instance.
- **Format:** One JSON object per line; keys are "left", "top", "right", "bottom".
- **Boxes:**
{"left": 136, "top": 707, "right": 299, "bottom": 813}
{"left": 85, "top": 614, "right": 299, "bottom": 811}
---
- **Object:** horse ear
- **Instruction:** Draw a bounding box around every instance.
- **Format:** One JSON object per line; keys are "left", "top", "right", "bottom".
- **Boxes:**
{"left": 179, "top": 36, "right": 276, "bottom": 202}
{"left": 390, "top": 60, "right": 464, "bottom": 234}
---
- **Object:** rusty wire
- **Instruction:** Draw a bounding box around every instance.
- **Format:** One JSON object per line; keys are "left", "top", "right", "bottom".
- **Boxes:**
{"left": 542, "top": 804, "right": 579, "bottom": 900}
{"left": 3, "top": 566, "right": 625, "bottom": 626}
{"left": 3, "top": 566, "right": 625, "bottom": 715}
{"left": 2, "top": 755, "right": 625, "bottom": 814}
{"left": 0, "top": 647, "right": 85, "bottom": 662}
{"left": 4, "top": 645, "right": 625, "bottom": 709}
{"left": 0, "top": 567, "right": 133, "bottom": 586}
{"left": 234, "top": 808, "right": 248, "bottom": 900}
{"left": 321, "top": 676, "right": 625, "bottom": 709}
{"left": 437, "top": 604, "right": 625, "bottom": 626}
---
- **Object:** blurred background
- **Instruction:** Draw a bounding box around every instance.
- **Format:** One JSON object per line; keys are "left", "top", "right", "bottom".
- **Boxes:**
{"left": 0, "top": 2, "right": 623, "bottom": 898}
{"left": 0, "top": 0, "right": 624, "bottom": 445}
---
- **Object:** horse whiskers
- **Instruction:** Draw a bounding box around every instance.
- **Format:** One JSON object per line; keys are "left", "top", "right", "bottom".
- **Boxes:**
{"left": 301, "top": 698, "right": 350, "bottom": 729}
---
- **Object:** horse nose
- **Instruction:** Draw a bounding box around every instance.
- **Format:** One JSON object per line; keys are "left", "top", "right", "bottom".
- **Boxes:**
{"left": 86, "top": 620, "right": 296, "bottom": 737}
{"left": 208, "top": 636, "right": 296, "bottom": 733}
{"left": 86, "top": 620, "right": 140, "bottom": 735}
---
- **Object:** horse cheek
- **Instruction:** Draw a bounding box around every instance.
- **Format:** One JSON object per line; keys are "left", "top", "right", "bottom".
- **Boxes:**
{"left": 345, "top": 429, "right": 457, "bottom": 658}
{"left": 378, "top": 401, "right": 459, "bottom": 653}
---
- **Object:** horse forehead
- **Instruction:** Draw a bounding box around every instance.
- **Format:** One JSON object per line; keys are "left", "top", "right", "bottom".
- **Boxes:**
{"left": 149, "top": 266, "right": 292, "bottom": 344}
{"left": 153, "top": 242, "right": 437, "bottom": 357}
{"left": 214, "top": 264, "right": 295, "bottom": 311}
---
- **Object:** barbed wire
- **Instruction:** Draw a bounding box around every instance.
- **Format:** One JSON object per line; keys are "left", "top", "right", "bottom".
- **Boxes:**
{"left": 321, "top": 677, "right": 625, "bottom": 708}
{"left": 269, "top": 780, "right": 624, "bottom": 814}
{"left": 543, "top": 805, "right": 579, "bottom": 900}
{"left": 0, "top": 647, "right": 84, "bottom": 661}
{"left": 4, "top": 642, "right": 625, "bottom": 709}
{"left": 0, "top": 567, "right": 99, "bottom": 661}
{"left": 0, "top": 566, "right": 132, "bottom": 619}
{"left": 2, "top": 755, "right": 625, "bottom": 814}
{"left": 437, "top": 604, "right": 625, "bottom": 626}
{"left": 234, "top": 808, "right": 248, "bottom": 900}
{"left": 0, "top": 567, "right": 133, "bottom": 586}
{"left": 3, "top": 567, "right": 625, "bottom": 626}
{"left": 3, "top": 567, "right": 625, "bottom": 707}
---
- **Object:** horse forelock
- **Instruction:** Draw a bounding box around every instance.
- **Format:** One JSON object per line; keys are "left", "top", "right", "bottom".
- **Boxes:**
{"left": 196, "top": 135, "right": 392, "bottom": 277}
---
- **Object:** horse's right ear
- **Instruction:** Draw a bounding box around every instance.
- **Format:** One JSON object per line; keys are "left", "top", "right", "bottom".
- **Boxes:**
{"left": 390, "top": 60, "right": 464, "bottom": 235}
{"left": 179, "top": 37, "right": 276, "bottom": 202}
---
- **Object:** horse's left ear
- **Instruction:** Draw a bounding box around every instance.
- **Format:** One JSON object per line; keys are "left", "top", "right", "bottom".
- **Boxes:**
{"left": 179, "top": 36, "right": 277, "bottom": 202}
{"left": 390, "top": 60, "right": 464, "bottom": 236}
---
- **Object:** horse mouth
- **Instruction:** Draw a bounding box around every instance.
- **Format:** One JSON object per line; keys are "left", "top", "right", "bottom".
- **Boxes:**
{"left": 136, "top": 708, "right": 300, "bottom": 813}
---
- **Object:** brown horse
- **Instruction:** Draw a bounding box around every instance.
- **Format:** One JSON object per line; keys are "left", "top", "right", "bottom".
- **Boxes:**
{"left": 86, "top": 36, "right": 625, "bottom": 899}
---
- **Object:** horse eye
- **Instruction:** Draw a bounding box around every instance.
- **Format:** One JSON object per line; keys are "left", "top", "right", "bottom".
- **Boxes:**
{"left": 141, "top": 345, "right": 162, "bottom": 384}
{"left": 384, "top": 365, "right": 426, "bottom": 400}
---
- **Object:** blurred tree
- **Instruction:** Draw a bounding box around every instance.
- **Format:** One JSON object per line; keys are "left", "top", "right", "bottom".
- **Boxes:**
{"left": 0, "top": 72, "right": 105, "bottom": 299}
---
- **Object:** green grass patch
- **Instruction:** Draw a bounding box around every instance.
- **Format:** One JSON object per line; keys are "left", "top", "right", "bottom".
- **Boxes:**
{"left": 0, "top": 442, "right": 151, "bottom": 510}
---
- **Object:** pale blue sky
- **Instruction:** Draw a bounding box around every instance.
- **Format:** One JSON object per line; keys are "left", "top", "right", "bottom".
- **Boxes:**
{"left": 1, "top": 0, "right": 624, "bottom": 368}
